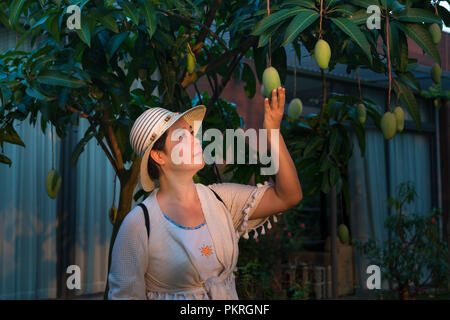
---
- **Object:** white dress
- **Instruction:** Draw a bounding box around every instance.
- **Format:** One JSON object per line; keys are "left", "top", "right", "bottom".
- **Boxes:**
{"left": 147, "top": 212, "right": 224, "bottom": 299}
{"left": 108, "top": 182, "right": 283, "bottom": 300}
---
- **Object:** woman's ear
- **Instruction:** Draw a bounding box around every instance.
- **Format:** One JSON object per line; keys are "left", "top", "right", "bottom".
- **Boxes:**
{"left": 150, "top": 149, "right": 165, "bottom": 166}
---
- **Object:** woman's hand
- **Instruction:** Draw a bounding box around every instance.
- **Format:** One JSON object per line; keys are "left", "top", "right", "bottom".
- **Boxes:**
{"left": 263, "top": 86, "right": 285, "bottom": 131}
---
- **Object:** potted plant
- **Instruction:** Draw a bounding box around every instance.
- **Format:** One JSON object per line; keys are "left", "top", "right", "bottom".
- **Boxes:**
{"left": 353, "top": 181, "right": 449, "bottom": 300}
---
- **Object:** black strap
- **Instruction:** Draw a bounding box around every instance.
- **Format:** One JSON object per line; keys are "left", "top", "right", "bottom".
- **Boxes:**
{"left": 138, "top": 187, "right": 223, "bottom": 238}
{"left": 138, "top": 203, "right": 150, "bottom": 238}
{"left": 208, "top": 186, "right": 225, "bottom": 206}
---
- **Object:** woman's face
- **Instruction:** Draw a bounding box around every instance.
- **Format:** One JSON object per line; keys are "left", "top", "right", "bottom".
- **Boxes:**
{"left": 157, "top": 118, "right": 204, "bottom": 177}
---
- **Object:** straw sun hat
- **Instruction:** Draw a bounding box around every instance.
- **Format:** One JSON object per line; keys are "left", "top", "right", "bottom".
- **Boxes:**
{"left": 129, "top": 105, "right": 207, "bottom": 192}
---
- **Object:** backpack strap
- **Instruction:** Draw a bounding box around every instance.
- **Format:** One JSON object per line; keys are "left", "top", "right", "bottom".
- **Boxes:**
{"left": 137, "top": 203, "right": 150, "bottom": 238}
{"left": 208, "top": 186, "right": 225, "bottom": 206}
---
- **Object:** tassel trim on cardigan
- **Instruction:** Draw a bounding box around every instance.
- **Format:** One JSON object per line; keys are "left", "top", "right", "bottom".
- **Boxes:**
{"left": 238, "top": 181, "right": 283, "bottom": 241}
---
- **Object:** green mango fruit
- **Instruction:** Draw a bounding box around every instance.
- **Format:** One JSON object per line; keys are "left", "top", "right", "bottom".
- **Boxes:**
{"left": 356, "top": 103, "right": 366, "bottom": 124}
{"left": 431, "top": 63, "right": 441, "bottom": 84}
{"left": 434, "top": 99, "right": 441, "bottom": 108}
{"left": 338, "top": 224, "right": 349, "bottom": 244}
{"left": 314, "top": 39, "right": 331, "bottom": 69}
{"left": 262, "top": 66, "right": 281, "bottom": 97}
{"left": 381, "top": 111, "right": 397, "bottom": 140}
{"left": 429, "top": 23, "right": 442, "bottom": 44}
{"left": 46, "top": 169, "right": 62, "bottom": 199}
{"left": 393, "top": 106, "right": 404, "bottom": 132}
{"left": 260, "top": 84, "right": 269, "bottom": 98}
{"left": 109, "top": 206, "right": 118, "bottom": 225}
{"left": 288, "top": 98, "right": 303, "bottom": 119}
{"left": 187, "top": 52, "right": 196, "bottom": 74}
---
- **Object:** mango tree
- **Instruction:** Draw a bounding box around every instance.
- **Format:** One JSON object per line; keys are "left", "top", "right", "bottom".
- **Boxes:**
{"left": 0, "top": 0, "right": 448, "bottom": 298}
{"left": 250, "top": 0, "right": 447, "bottom": 295}
{"left": 0, "top": 0, "right": 269, "bottom": 298}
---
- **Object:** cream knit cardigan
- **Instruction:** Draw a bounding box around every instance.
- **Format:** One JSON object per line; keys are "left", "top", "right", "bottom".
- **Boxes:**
{"left": 108, "top": 181, "right": 283, "bottom": 300}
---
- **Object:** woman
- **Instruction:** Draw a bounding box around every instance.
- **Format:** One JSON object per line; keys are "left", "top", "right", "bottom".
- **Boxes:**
{"left": 108, "top": 86, "right": 302, "bottom": 299}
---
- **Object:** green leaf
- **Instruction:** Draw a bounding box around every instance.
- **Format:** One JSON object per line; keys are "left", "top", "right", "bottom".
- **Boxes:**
{"left": 282, "top": 10, "right": 320, "bottom": 46}
{"left": 242, "top": 63, "right": 256, "bottom": 98}
{"left": 98, "top": 12, "right": 119, "bottom": 33}
{"left": 387, "top": 21, "right": 408, "bottom": 73}
{"left": 321, "top": 171, "right": 330, "bottom": 193}
{"left": 330, "top": 17, "right": 372, "bottom": 64}
{"left": 16, "top": 15, "right": 51, "bottom": 49}
{"left": 253, "top": 45, "right": 266, "bottom": 82}
{"left": 395, "top": 9, "right": 442, "bottom": 24}
{"left": 333, "top": 5, "right": 357, "bottom": 16}
{"left": 351, "top": 117, "right": 365, "bottom": 157}
{"left": 257, "top": 23, "right": 281, "bottom": 47}
{"left": 342, "top": 178, "right": 351, "bottom": 217}
{"left": 281, "top": 0, "right": 317, "bottom": 9}
{"left": 106, "top": 32, "right": 129, "bottom": 58}
{"left": 120, "top": 0, "right": 140, "bottom": 25}
{"left": 37, "top": 71, "right": 86, "bottom": 88}
{"left": 325, "top": 0, "right": 340, "bottom": 9}
{"left": 272, "top": 46, "right": 287, "bottom": 84}
{"left": 0, "top": 154, "right": 12, "bottom": 167}
{"left": 394, "top": 80, "right": 421, "bottom": 130}
{"left": 252, "top": 8, "right": 306, "bottom": 36}
{"left": 0, "top": 11, "right": 11, "bottom": 28}
{"left": 143, "top": 1, "right": 157, "bottom": 38}
{"left": 330, "top": 167, "right": 340, "bottom": 187}
{"left": 397, "top": 72, "right": 420, "bottom": 92}
{"left": 348, "top": 9, "right": 371, "bottom": 25}
{"left": 352, "top": 0, "right": 380, "bottom": 9}
{"left": 71, "top": 128, "right": 95, "bottom": 168}
{"left": 303, "top": 135, "right": 322, "bottom": 156}
{"left": 1, "top": 124, "right": 25, "bottom": 147}
{"left": 26, "top": 86, "right": 50, "bottom": 101}
{"left": 9, "top": 0, "right": 26, "bottom": 26}
{"left": 329, "top": 128, "right": 341, "bottom": 154}
{"left": 45, "top": 13, "right": 61, "bottom": 42}
{"left": 76, "top": 14, "right": 92, "bottom": 47}
{"left": 394, "top": 22, "right": 440, "bottom": 65}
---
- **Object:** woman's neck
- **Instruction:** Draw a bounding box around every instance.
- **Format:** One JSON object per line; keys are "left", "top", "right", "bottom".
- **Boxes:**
{"left": 158, "top": 174, "right": 198, "bottom": 204}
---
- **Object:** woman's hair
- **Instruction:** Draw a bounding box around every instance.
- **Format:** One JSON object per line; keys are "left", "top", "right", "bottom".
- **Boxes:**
{"left": 147, "top": 129, "right": 169, "bottom": 181}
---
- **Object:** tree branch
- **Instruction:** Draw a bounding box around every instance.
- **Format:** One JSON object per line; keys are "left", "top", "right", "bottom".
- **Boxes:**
{"left": 66, "top": 105, "right": 89, "bottom": 119}
{"left": 181, "top": 35, "right": 258, "bottom": 88}
{"left": 66, "top": 104, "right": 119, "bottom": 173}
{"left": 193, "top": 0, "right": 223, "bottom": 54}
{"left": 90, "top": 122, "right": 119, "bottom": 174}
{"left": 102, "top": 108, "right": 124, "bottom": 172}
{"left": 157, "top": 7, "right": 228, "bottom": 52}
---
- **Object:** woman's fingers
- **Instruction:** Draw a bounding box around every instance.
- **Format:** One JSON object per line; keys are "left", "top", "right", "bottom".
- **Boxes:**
{"left": 271, "top": 89, "right": 278, "bottom": 110}
{"left": 279, "top": 87, "right": 285, "bottom": 110}
{"left": 264, "top": 98, "right": 270, "bottom": 113}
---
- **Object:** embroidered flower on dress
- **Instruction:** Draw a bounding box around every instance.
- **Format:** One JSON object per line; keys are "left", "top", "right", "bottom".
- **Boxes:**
{"left": 200, "top": 244, "right": 213, "bottom": 257}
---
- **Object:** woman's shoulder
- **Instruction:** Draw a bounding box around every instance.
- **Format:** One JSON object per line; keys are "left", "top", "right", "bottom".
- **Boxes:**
{"left": 119, "top": 204, "right": 148, "bottom": 234}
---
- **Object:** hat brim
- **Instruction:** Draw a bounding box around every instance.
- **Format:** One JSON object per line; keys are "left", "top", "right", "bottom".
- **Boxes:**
{"left": 139, "top": 104, "right": 207, "bottom": 192}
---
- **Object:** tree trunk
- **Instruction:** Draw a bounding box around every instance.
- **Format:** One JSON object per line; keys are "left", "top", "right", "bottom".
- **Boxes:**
{"left": 103, "top": 158, "right": 141, "bottom": 299}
